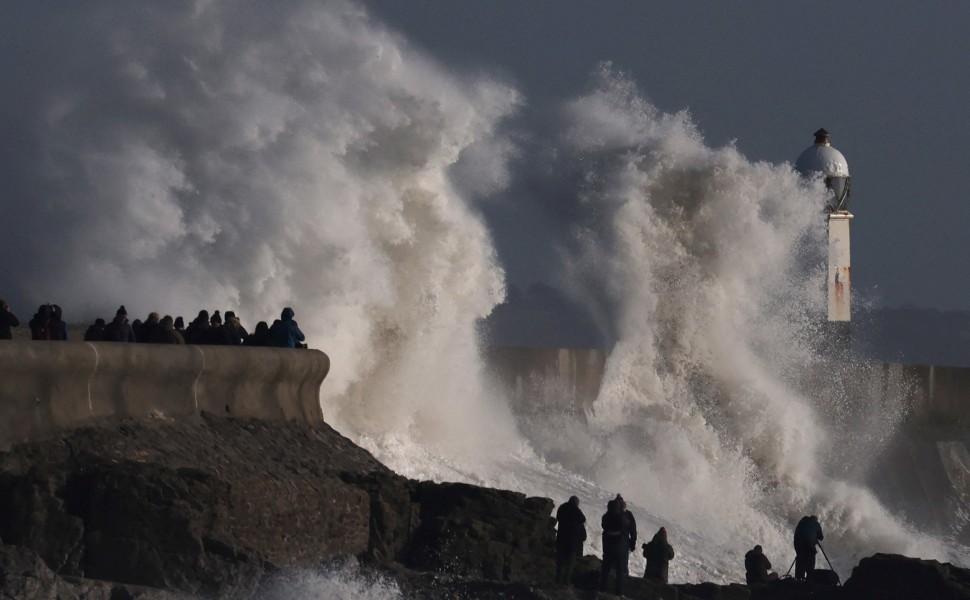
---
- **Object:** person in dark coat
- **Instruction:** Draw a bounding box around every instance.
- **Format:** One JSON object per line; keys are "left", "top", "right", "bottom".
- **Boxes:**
{"left": 744, "top": 544, "right": 777, "bottom": 585}
{"left": 600, "top": 495, "right": 636, "bottom": 595}
{"left": 102, "top": 306, "right": 135, "bottom": 342}
{"left": 642, "top": 527, "right": 675, "bottom": 583}
{"left": 29, "top": 304, "right": 52, "bottom": 340}
{"left": 205, "top": 311, "right": 232, "bottom": 345}
{"left": 150, "top": 315, "right": 185, "bottom": 344}
{"left": 243, "top": 321, "right": 270, "bottom": 346}
{"left": 268, "top": 307, "right": 305, "bottom": 348}
{"left": 554, "top": 496, "right": 587, "bottom": 585}
{"left": 174, "top": 316, "right": 185, "bottom": 335}
{"left": 224, "top": 311, "right": 248, "bottom": 345}
{"left": 138, "top": 312, "right": 160, "bottom": 343}
{"left": 84, "top": 318, "right": 106, "bottom": 341}
{"left": 0, "top": 299, "right": 19, "bottom": 340}
{"left": 47, "top": 304, "right": 68, "bottom": 340}
{"left": 184, "top": 310, "right": 210, "bottom": 345}
{"left": 793, "top": 515, "right": 824, "bottom": 580}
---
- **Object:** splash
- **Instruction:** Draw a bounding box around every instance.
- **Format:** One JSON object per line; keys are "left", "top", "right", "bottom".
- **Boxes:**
{"left": 541, "top": 65, "right": 951, "bottom": 576}
{"left": 0, "top": 0, "right": 521, "bottom": 463}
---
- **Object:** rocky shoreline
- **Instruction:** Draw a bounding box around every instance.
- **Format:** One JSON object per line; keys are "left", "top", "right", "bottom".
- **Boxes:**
{"left": 0, "top": 415, "right": 967, "bottom": 599}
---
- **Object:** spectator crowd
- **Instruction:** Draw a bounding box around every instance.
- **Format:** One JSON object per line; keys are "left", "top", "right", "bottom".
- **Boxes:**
{"left": 0, "top": 299, "right": 306, "bottom": 349}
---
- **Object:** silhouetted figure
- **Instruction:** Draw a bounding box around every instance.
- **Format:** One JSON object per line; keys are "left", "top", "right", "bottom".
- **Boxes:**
{"left": 0, "top": 299, "right": 19, "bottom": 340}
{"left": 206, "top": 311, "right": 231, "bottom": 345}
{"left": 47, "top": 304, "right": 68, "bottom": 340}
{"left": 745, "top": 544, "right": 778, "bottom": 585}
{"left": 84, "top": 318, "right": 106, "bottom": 341}
{"left": 29, "top": 304, "right": 52, "bottom": 340}
{"left": 600, "top": 495, "right": 636, "bottom": 595}
{"left": 185, "top": 310, "right": 210, "bottom": 345}
{"left": 642, "top": 527, "right": 675, "bottom": 583}
{"left": 224, "top": 311, "right": 248, "bottom": 345}
{"left": 150, "top": 315, "right": 185, "bottom": 344}
{"left": 554, "top": 496, "right": 587, "bottom": 586}
{"left": 102, "top": 306, "right": 135, "bottom": 342}
{"left": 174, "top": 316, "right": 185, "bottom": 334}
{"left": 131, "top": 318, "right": 143, "bottom": 341}
{"left": 793, "top": 515, "right": 824, "bottom": 580}
{"left": 268, "top": 307, "right": 305, "bottom": 348}
{"left": 619, "top": 496, "right": 637, "bottom": 552}
{"left": 138, "top": 312, "right": 160, "bottom": 343}
{"left": 244, "top": 321, "right": 270, "bottom": 347}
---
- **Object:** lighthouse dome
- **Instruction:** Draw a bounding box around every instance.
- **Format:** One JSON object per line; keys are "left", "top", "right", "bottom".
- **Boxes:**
{"left": 795, "top": 128, "right": 849, "bottom": 177}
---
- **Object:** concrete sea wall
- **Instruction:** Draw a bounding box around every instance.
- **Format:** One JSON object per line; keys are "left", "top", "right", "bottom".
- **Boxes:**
{"left": 485, "top": 345, "right": 970, "bottom": 424}
{"left": 0, "top": 341, "right": 330, "bottom": 449}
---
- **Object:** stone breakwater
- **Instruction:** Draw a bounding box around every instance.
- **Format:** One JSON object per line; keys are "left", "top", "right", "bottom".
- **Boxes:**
{"left": 0, "top": 415, "right": 968, "bottom": 599}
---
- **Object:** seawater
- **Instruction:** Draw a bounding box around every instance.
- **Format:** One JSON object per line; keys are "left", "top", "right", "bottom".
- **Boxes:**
{"left": 3, "top": 1, "right": 967, "bottom": 595}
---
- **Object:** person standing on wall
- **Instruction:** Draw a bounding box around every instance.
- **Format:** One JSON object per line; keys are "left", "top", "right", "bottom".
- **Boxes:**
{"left": 793, "top": 515, "right": 824, "bottom": 580}
{"left": 0, "top": 299, "right": 19, "bottom": 339}
{"left": 554, "top": 496, "right": 586, "bottom": 586}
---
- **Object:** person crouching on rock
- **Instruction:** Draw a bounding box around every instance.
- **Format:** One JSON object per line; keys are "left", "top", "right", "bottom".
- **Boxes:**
{"left": 744, "top": 544, "right": 778, "bottom": 585}
{"left": 600, "top": 496, "right": 635, "bottom": 595}
{"left": 793, "top": 515, "right": 824, "bottom": 580}
{"left": 554, "top": 496, "right": 586, "bottom": 586}
{"left": 642, "top": 526, "right": 675, "bottom": 583}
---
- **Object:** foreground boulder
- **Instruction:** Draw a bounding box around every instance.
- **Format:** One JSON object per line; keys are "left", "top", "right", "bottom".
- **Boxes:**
{"left": 844, "top": 553, "right": 970, "bottom": 599}
{"left": 0, "top": 416, "right": 968, "bottom": 599}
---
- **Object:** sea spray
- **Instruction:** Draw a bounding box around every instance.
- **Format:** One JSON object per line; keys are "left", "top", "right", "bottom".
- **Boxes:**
{"left": 543, "top": 66, "right": 949, "bottom": 576}
{"left": 0, "top": 0, "right": 522, "bottom": 464}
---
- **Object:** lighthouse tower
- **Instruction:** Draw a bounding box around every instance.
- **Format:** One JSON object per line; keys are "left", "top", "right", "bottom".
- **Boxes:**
{"left": 795, "top": 129, "right": 852, "bottom": 334}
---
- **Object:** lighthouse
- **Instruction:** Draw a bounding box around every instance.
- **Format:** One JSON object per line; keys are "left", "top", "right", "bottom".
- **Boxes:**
{"left": 795, "top": 129, "right": 852, "bottom": 335}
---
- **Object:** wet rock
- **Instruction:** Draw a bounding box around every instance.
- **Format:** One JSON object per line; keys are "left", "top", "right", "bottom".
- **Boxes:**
{"left": 844, "top": 553, "right": 970, "bottom": 599}
{"left": 1, "top": 417, "right": 968, "bottom": 599}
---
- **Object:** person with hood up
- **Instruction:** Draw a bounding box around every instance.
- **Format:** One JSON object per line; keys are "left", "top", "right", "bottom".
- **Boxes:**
{"left": 150, "top": 315, "right": 185, "bottom": 344}
{"left": 84, "top": 318, "right": 106, "bottom": 341}
{"left": 554, "top": 496, "right": 587, "bottom": 585}
{"left": 600, "top": 495, "right": 636, "bottom": 595}
{"left": 137, "top": 312, "right": 160, "bottom": 344}
{"left": 642, "top": 527, "right": 675, "bottom": 583}
{"left": 793, "top": 515, "right": 824, "bottom": 580}
{"left": 0, "top": 299, "right": 19, "bottom": 340}
{"left": 269, "top": 307, "right": 305, "bottom": 348}
{"left": 184, "top": 310, "right": 210, "bottom": 345}
{"left": 29, "top": 304, "right": 51, "bottom": 340}
{"left": 744, "top": 544, "right": 777, "bottom": 585}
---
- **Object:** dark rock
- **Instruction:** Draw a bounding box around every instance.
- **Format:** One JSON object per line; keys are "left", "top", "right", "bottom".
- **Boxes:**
{"left": 0, "top": 416, "right": 967, "bottom": 600}
{"left": 0, "top": 546, "right": 181, "bottom": 599}
{"left": 405, "top": 480, "right": 555, "bottom": 582}
{"left": 844, "top": 553, "right": 970, "bottom": 599}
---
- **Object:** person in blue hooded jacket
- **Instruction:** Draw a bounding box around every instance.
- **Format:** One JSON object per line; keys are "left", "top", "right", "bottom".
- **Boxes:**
{"left": 269, "top": 307, "right": 306, "bottom": 348}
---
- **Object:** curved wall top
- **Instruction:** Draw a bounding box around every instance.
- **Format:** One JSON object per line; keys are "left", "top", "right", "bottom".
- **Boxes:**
{"left": 0, "top": 341, "right": 330, "bottom": 449}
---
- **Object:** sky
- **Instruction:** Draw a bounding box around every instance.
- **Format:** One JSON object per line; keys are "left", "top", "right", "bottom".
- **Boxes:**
{"left": 364, "top": 1, "right": 970, "bottom": 311}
